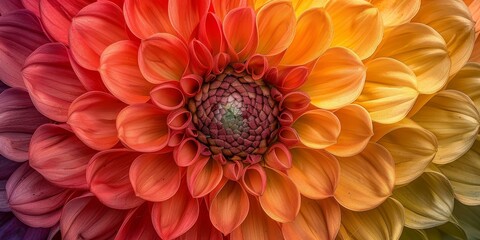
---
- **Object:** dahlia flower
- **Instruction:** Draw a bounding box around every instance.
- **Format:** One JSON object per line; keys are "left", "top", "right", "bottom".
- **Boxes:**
{"left": 1, "top": 0, "right": 480, "bottom": 239}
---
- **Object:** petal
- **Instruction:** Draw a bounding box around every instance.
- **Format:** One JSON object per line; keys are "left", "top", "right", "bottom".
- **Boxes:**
{"left": 338, "top": 198, "right": 404, "bottom": 240}
{"left": 60, "top": 194, "right": 127, "bottom": 240}
{"left": 326, "top": 0, "right": 383, "bottom": 59}
{"left": 150, "top": 82, "right": 185, "bottom": 111}
{"left": 129, "top": 152, "right": 181, "bottom": 202}
{"left": 447, "top": 62, "right": 480, "bottom": 112}
{"left": 334, "top": 142, "right": 395, "bottom": 211}
{"left": 198, "top": 13, "right": 226, "bottom": 55}
{"left": 326, "top": 104, "right": 373, "bottom": 157}
{"left": 291, "top": 0, "right": 328, "bottom": 16}
{"left": 69, "top": 50, "right": 109, "bottom": 92}
{"left": 424, "top": 221, "right": 469, "bottom": 240}
{"left": 186, "top": 155, "right": 223, "bottom": 198}
{"left": 139, "top": 33, "right": 189, "bottom": 84}
{"left": 86, "top": 149, "right": 144, "bottom": 209}
{"left": 21, "top": 0, "right": 40, "bottom": 16}
{"left": 280, "top": 8, "right": 332, "bottom": 66}
{"left": 282, "top": 197, "right": 341, "bottom": 240}
{"left": 69, "top": 1, "right": 129, "bottom": 70}
{"left": 292, "top": 109, "right": 341, "bottom": 149}
{"left": 471, "top": 36, "right": 480, "bottom": 63}
{"left": 212, "top": 0, "right": 247, "bottom": 21}
{"left": 23, "top": 43, "right": 87, "bottom": 122}
{"left": 301, "top": 47, "right": 366, "bottom": 110}
{"left": 356, "top": 57, "right": 419, "bottom": 124}
{"left": 275, "top": 66, "right": 309, "bottom": 93}
{"left": 116, "top": 104, "right": 169, "bottom": 152}
{"left": 167, "top": 108, "right": 191, "bottom": 131}
{"left": 223, "top": 7, "right": 258, "bottom": 62}
{"left": 264, "top": 142, "right": 292, "bottom": 171}
{"left": 175, "top": 201, "right": 224, "bottom": 240}
{"left": 210, "top": 181, "right": 249, "bottom": 235}
{"left": 453, "top": 200, "right": 480, "bottom": 239}
{"left": 174, "top": 138, "right": 203, "bottom": 167}
{"left": 373, "top": 118, "right": 438, "bottom": 185}
{"left": 242, "top": 164, "right": 267, "bottom": 196}
{"left": 0, "top": 0, "right": 23, "bottom": 15}
{"left": 151, "top": 183, "right": 199, "bottom": 239}
{"left": 189, "top": 40, "right": 214, "bottom": 76}
{"left": 29, "top": 124, "right": 96, "bottom": 189}
{"left": 400, "top": 228, "right": 428, "bottom": 240}
{"left": 369, "top": 0, "right": 420, "bottom": 27}
{"left": 393, "top": 171, "right": 455, "bottom": 229}
{"left": 0, "top": 10, "right": 49, "bottom": 89}
{"left": 371, "top": 23, "right": 450, "bottom": 94}
{"left": 259, "top": 167, "right": 300, "bottom": 222}
{"left": 0, "top": 133, "right": 31, "bottom": 162}
{"left": 68, "top": 91, "right": 126, "bottom": 150}
{"left": 279, "top": 91, "right": 310, "bottom": 113}
{"left": 115, "top": 204, "right": 160, "bottom": 240}
{"left": 412, "top": 90, "right": 480, "bottom": 164}
{"left": 288, "top": 148, "right": 339, "bottom": 199}
{"left": 123, "top": 0, "right": 174, "bottom": 39}
{"left": 99, "top": 40, "right": 154, "bottom": 104}
{"left": 168, "top": 0, "right": 210, "bottom": 41}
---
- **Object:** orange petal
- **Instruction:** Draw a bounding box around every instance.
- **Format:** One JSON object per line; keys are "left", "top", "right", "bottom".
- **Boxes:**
{"left": 189, "top": 40, "right": 214, "bottom": 76}
{"left": 282, "top": 197, "right": 341, "bottom": 240}
{"left": 223, "top": 7, "right": 258, "bottom": 62}
{"left": 186, "top": 156, "right": 223, "bottom": 198}
{"left": 264, "top": 142, "right": 292, "bottom": 171}
{"left": 168, "top": 0, "right": 210, "bottom": 41}
{"left": 212, "top": 0, "right": 247, "bottom": 21}
{"left": 180, "top": 74, "right": 203, "bottom": 97}
{"left": 129, "top": 152, "right": 182, "bottom": 202}
{"left": 139, "top": 33, "right": 189, "bottom": 84}
{"left": 116, "top": 104, "right": 169, "bottom": 152}
{"left": 210, "top": 181, "right": 249, "bottom": 235}
{"left": 291, "top": 0, "right": 328, "bottom": 16}
{"left": 174, "top": 138, "right": 203, "bottom": 167}
{"left": 69, "top": 1, "right": 128, "bottom": 70}
{"left": 275, "top": 66, "right": 309, "bottom": 93}
{"left": 167, "top": 108, "right": 191, "bottom": 131}
{"left": 259, "top": 167, "right": 300, "bottom": 222}
{"left": 301, "top": 47, "right": 366, "bottom": 110}
{"left": 292, "top": 109, "right": 341, "bottom": 149}
{"left": 123, "top": 0, "right": 175, "bottom": 39}
{"left": 245, "top": 54, "right": 268, "bottom": 80}
{"left": 326, "top": 0, "right": 383, "bottom": 59}
{"left": 278, "top": 126, "right": 300, "bottom": 146}
{"left": 175, "top": 201, "right": 224, "bottom": 240}
{"left": 288, "top": 148, "right": 339, "bottom": 199}
{"left": 99, "top": 40, "right": 154, "bottom": 104}
{"left": 334, "top": 142, "right": 395, "bottom": 211}
{"left": 368, "top": 0, "right": 420, "bottom": 27}
{"left": 115, "top": 204, "right": 160, "bottom": 240}
{"left": 279, "top": 91, "right": 310, "bottom": 113}
{"left": 150, "top": 82, "right": 185, "bottom": 111}
{"left": 447, "top": 62, "right": 480, "bottom": 112}
{"left": 326, "top": 104, "right": 373, "bottom": 157}
{"left": 242, "top": 164, "right": 267, "bottom": 196}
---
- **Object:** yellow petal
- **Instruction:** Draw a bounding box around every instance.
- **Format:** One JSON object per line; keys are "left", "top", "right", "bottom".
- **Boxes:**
{"left": 301, "top": 47, "right": 366, "bottom": 110}
{"left": 356, "top": 57, "right": 418, "bottom": 124}
{"left": 447, "top": 62, "right": 480, "bottom": 112}
{"left": 326, "top": 104, "right": 373, "bottom": 157}
{"left": 291, "top": 0, "right": 328, "bottom": 17}
{"left": 326, "top": 0, "right": 383, "bottom": 59}
{"left": 412, "top": 90, "right": 480, "bottom": 164}
{"left": 334, "top": 143, "right": 395, "bottom": 211}
{"left": 413, "top": 0, "right": 475, "bottom": 75}
{"left": 453, "top": 200, "right": 480, "bottom": 239}
{"left": 367, "top": 0, "right": 420, "bottom": 27}
{"left": 371, "top": 23, "right": 450, "bottom": 94}
{"left": 392, "top": 171, "right": 455, "bottom": 229}
{"left": 337, "top": 198, "right": 404, "bottom": 240}
{"left": 399, "top": 228, "right": 428, "bottom": 240}
{"left": 373, "top": 118, "right": 437, "bottom": 186}
{"left": 292, "top": 109, "right": 341, "bottom": 149}
{"left": 280, "top": 8, "right": 333, "bottom": 66}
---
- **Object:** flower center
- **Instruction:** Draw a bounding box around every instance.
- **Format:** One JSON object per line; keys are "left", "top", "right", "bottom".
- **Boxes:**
{"left": 189, "top": 70, "right": 279, "bottom": 161}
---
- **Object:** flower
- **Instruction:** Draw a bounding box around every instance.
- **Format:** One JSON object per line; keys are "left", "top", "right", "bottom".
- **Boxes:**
{"left": 0, "top": 0, "right": 480, "bottom": 239}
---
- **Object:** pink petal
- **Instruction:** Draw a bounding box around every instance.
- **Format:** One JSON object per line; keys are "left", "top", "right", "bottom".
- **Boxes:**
{"left": 23, "top": 42, "right": 87, "bottom": 122}
{"left": 0, "top": 10, "right": 49, "bottom": 88}
{"left": 0, "top": 0, "right": 23, "bottom": 15}
{"left": 29, "top": 124, "right": 97, "bottom": 189}
{"left": 21, "top": 0, "right": 40, "bottom": 16}
{"left": 198, "top": 12, "right": 226, "bottom": 55}
{"left": 189, "top": 39, "right": 214, "bottom": 76}
{"left": 123, "top": 0, "right": 175, "bottom": 39}
{"left": 168, "top": 0, "right": 210, "bottom": 41}
{"left": 150, "top": 82, "right": 186, "bottom": 111}
{"left": 242, "top": 164, "right": 267, "bottom": 196}
{"left": 86, "top": 149, "right": 144, "bottom": 209}
{"left": 0, "top": 133, "right": 30, "bottom": 162}
{"left": 264, "top": 142, "right": 292, "bottom": 171}
{"left": 174, "top": 138, "right": 203, "bottom": 167}
{"left": 115, "top": 204, "right": 160, "bottom": 240}
{"left": 223, "top": 7, "right": 258, "bottom": 62}
{"left": 186, "top": 155, "right": 223, "bottom": 198}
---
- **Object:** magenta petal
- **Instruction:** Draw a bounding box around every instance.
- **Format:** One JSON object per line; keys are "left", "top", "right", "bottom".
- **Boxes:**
{"left": 21, "top": 0, "right": 40, "bottom": 17}
{"left": 0, "top": 0, "right": 23, "bottom": 15}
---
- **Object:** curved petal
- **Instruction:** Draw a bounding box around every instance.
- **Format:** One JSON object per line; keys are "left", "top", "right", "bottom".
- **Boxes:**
{"left": 150, "top": 82, "right": 185, "bottom": 111}
{"left": 292, "top": 109, "right": 341, "bottom": 149}
{"left": 371, "top": 23, "right": 450, "bottom": 94}
{"left": 69, "top": 1, "right": 129, "bottom": 70}
{"left": 280, "top": 8, "right": 332, "bottom": 66}
{"left": 453, "top": 200, "right": 480, "bottom": 239}
{"left": 167, "top": 108, "right": 191, "bottom": 131}
{"left": 168, "top": 0, "right": 210, "bottom": 41}
{"left": 86, "top": 149, "right": 144, "bottom": 209}
{"left": 139, "top": 33, "right": 189, "bottom": 84}
{"left": 288, "top": 148, "right": 339, "bottom": 199}
{"left": 279, "top": 91, "right": 310, "bottom": 113}
{"left": 123, "top": 0, "right": 174, "bottom": 39}
{"left": 245, "top": 54, "right": 268, "bottom": 80}
{"left": 424, "top": 220, "right": 469, "bottom": 240}
{"left": 129, "top": 152, "right": 181, "bottom": 202}
{"left": 326, "top": 104, "right": 373, "bottom": 157}
{"left": 29, "top": 124, "right": 96, "bottom": 189}
{"left": 283, "top": 197, "right": 341, "bottom": 240}
{"left": 99, "top": 40, "right": 154, "bottom": 104}
{"left": 369, "top": 0, "right": 420, "bottom": 27}
{"left": 412, "top": 90, "right": 480, "bottom": 164}
{"left": 212, "top": 0, "right": 247, "bottom": 21}
{"left": 264, "top": 143, "right": 292, "bottom": 171}
{"left": 175, "top": 201, "right": 224, "bottom": 240}
{"left": 198, "top": 13, "right": 226, "bottom": 55}
{"left": 275, "top": 66, "right": 309, "bottom": 93}
{"left": 116, "top": 104, "right": 169, "bottom": 152}
{"left": 68, "top": 50, "right": 108, "bottom": 92}
{"left": 447, "top": 62, "right": 480, "bottom": 112}
{"left": 399, "top": 228, "right": 428, "bottom": 240}
{"left": 174, "top": 138, "right": 203, "bottom": 167}
{"left": 334, "top": 142, "right": 395, "bottom": 211}
{"left": 291, "top": 0, "right": 328, "bottom": 16}
{"left": 186, "top": 156, "right": 223, "bottom": 198}
{"left": 241, "top": 164, "right": 266, "bottom": 196}
{"left": 301, "top": 47, "right": 366, "bottom": 110}
{"left": 393, "top": 171, "right": 454, "bottom": 229}
{"left": 326, "top": 0, "right": 383, "bottom": 59}
{"left": 21, "top": 0, "right": 40, "bottom": 17}
{"left": 0, "top": 0, "right": 23, "bottom": 14}
{"left": 223, "top": 7, "right": 258, "bottom": 62}
{"left": 189, "top": 40, "right": 214, "bottom": 76}
{"left": 210, "top": 181, "right": 249, "bottom": 235}
{"left": 68, "top": 91, "right": 126, "bottom": 150}
{"left": 115, "top": 204, "right": 160, "bottom": 240}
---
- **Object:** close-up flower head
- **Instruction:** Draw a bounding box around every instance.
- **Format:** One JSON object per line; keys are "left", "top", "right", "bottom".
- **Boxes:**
{"left": 1, "top": 0, "right": 480, "bottom": 239}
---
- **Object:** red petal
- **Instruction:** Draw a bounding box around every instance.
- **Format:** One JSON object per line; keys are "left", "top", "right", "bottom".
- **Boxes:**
{"left": 0, "top": 0, "right": 23, "bottom": 15}
{"left": 189, "top": 40, "right": 214, "bottom": 76}
{"left": 167, "top": 108, "right": 192, "bottom": 131}
{"left": 198, "top": 12, "right": 226, "bottom": 55}
{"left": 223, "top": 7, "right": 258, "bottom": 62}
{"left": 223, "top": 161, "right": 244, "bottom": 181}
{"left": 212, "top": 0, "right": 247, "bottom": 20}
{"left": 186, "top": 156, "right": 223, "bottom": 198}
{"left": 115, "top": 204, "right": 160, "bottom": 240}
{"left": 175, "top": 200, "right": 224, "bottom": 240}
{"left": 180, "top": 74, "right": 203, "bottom": 97}
{"left": 123, "top": 0, "right": 175, "bottom": 39}
{"left": 275, "top": 66, "right": 309, "bottom": 93}
{"left": 22, "top": 0, "right": 40, "bottom": 16}
{"left": 278, "top": 126, "right": 299, "bottom": 146}
{"left": 279, "top": 91, "right": 311, "bottom": 113}
{"left": 69, "top": 50, "right": 108, "bottom": 92}
{"left": 246, "top": 54, "right": 268, "bottom": 80}
{"left": 168, "top": 0, "right": 210, "bottom": 41}
{"left": 174, "top": 138, "right": 203, "bottom": 167}
{"left": 150, "top": 82, "right": 185, "bottom": 111}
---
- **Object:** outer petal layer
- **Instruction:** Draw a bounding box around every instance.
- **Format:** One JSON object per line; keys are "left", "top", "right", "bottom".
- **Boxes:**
{"left": 292, "top": 109, "right": 341, "bottom": 149}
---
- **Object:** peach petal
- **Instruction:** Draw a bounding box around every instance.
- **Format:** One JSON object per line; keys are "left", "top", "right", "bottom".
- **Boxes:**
{"left": 242, "top": 164, "right": 267, "bottom": 196}
{"left": 123, "top": 0, "right": 174, "bottom": 39}
{"left": 29, "top": 124, "right": 96, "bottom": 189}
{"left": 23, "top": 42, "right": 87, "bottom": 122}
{"left": 186, "top": 155, "right": 223, "bottom": 198}
{"left": 115, "top": 204, "right": 160, "bottom": 240}
{"left": 150, "top": 82, "right": 185, "bottom": 111}
{"left": 259, "top": 167, "right": 300, "bottom": 222}
{"left": 68, "top": 50, "right": 108, "bottom": 92}
{"left": 289, "top": 148, "right": 339, "bottom": 199}
{"left": 6, "top": 163, "right": 71, "bottom": 228}
{"left": 264, "top": 142, "right": 292, "bottom": 171}
{"left": 180, "top": 74, "right": 202, "bottom": 97}
{"left": 278, "top": 126, "right": 299, "bottom": 146}
{"left": 198, "top": 13, "right": 226, "bottom": 55}
{"left": 222, "top": 161, "right": 244, "bottom": 181}
{"left": 168, "top": 0, "right": 209, "bottom": 41}
{"left": 471, "top": 33, "right": 480, "bottom": 63}
{"left": 61, "top": 194, "right": 127, "bottom": 240}
{"left": 279, "top": 91, "right": 310, "bottom": 113}
{"left": 275, "top": 66, "right": 309, "bottom": 93}
{"left": 292, "top": 109, "right": 341, "bottom": 149}
{"left": 116, "top": 104, "right": 169, "bottom": 152}
{"left": 189, "top": 40, "right": 214, "bottom": 76}
{"left": 223, "top": 7, "right": 258, "bottom": 62}
{"left": 0, "top": 133, "right": 31, "bottom": 162}
{"left": 69, "top": 1, "right": 129, "bottom": 70}
{"left": 167, "top": 108, "right": 192, "bottom": 131}
{"left": 246, "top": 54, "right": 268, "bottom": 80}
{"left": 175, "top": 201, "right": 224, "bottom": 240}
{"left": 151, "top": 183, "right": 199, "bottom": 239}
{"left": 212, "top": 0, "right": 247, "bottom": 21}
{"left": 210, "top": 181, "right": 249, "bottom": 235}
{"left": 0, "top": 0, "right": 23, "bottom": 15}
{"left": 168, "top": 130, "right": 185, "bottom": 148}
{"left": 68, "top": 91, "right": 126, "bottom": 150}
{"left": 99, "top": 40, "right": 154, "bottom": 104}
{"left": 86, "top": 149, "right": 144, "bottom": 209}
{"left": 368, "top": 0, "right": 420, "bottom": 27}
{"left": 174, "top": 138, "right": 203, "bottom": 167}
{"left": 139, "top": 33, "right": 189, "bottom": 84}
{"left": 334, "top": 142, "right": 395, "bottom": 211}
{"left": 129, "top": 152, "right": 181, "bottom": 202}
